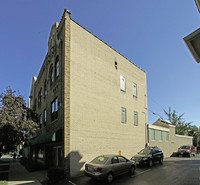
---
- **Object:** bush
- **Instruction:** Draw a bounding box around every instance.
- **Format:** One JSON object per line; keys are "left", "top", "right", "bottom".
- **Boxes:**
{"left": 47, "top": 167, "right": 64, "bottom": 182}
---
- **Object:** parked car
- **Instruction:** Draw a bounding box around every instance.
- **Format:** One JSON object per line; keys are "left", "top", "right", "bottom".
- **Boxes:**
{"left": 177, "top": 145, "right": 196, "bottom": 157}
{"left": 131, "top": 146, "right": 164, "bottom": 167}
{"left": 84, "top": 154, "right": 136, "bottom": 183}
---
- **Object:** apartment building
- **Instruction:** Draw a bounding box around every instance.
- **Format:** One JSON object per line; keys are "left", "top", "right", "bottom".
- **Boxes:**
{"left": 29, "top": 9, "right": 148, "bottom": 177}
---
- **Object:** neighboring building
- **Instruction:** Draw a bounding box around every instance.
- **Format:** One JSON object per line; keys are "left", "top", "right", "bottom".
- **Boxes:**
{"left": 29, "top": 9, "right": 148, "bottom": 177}
{"left": 148, "top": 119, "right": 193, "bottom": 157}
{"left": 183, "top": 0, "right": 200, "bottom": 62}
{"left": 184, "top": 28, "right": 200, "bottom": 63}
{"left": 195, "top": 0, "right": 200, "bottom": 13}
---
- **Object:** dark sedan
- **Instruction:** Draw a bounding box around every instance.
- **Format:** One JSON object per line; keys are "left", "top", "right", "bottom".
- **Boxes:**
{"left": 131, "top": 146, "right": 164, "bottom": 167}
{"left": 84, "top": 154, "right": 136, "bottom": 183}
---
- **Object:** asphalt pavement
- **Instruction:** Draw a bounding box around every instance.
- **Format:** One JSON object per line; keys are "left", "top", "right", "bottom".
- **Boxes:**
{"left": 1, "top": 155, "right": 200, "bottom": 185}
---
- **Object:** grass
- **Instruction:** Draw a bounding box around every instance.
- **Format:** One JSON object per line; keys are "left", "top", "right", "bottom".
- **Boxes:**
{"left": 0, "top": 181, "right": 7, "bottom": 185}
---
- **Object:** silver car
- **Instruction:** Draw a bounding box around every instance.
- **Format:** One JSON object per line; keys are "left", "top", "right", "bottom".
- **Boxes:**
{"left": 84, "top": 154, "right": 136, "bottom": 183}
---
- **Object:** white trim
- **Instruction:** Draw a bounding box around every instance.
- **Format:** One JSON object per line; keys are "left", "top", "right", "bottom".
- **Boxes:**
{"left": 175, "top": 134, "right": 193, "bottom": 139}
{"left": 148, "top": 124, "right": 169, "bottom": 132}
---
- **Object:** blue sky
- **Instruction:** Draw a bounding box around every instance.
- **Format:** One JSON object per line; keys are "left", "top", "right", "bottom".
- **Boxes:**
{"left": 0, "top": 1, "right": 200, "bottom": 127}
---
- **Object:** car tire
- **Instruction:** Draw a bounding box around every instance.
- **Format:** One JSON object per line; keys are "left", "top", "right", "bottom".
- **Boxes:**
{"left": 107, "top": 172, "right": 114, "bottom": 183}
{"left": 159, "top": 157, "right": 163, "bottom": 164}
{"left": 130, "top": 165, "right": 135, "bottom": 175}
{"left": 149, "top": 159, "right": 153, "bottom": 167}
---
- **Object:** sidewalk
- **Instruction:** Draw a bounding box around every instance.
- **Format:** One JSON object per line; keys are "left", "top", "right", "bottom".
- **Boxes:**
{"left": 1, "top": 156, "right": 44, "bottom": 185}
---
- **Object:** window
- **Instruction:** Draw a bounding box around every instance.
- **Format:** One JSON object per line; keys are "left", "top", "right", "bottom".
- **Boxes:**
{"left": 121, "top": 107, "right": 126, "bottom": 123}
{"left": 55, "top": 57, "right": 59, "bottom": 77}
{"left": 120, "top": 75, "right": 126, "bottom": 92}
{"left": 134, "top": 111, "right": 138, "bottom": 126}
{"left": 44, "top": 80, "right": 47, "bottom": 96}
{"left": 111, "top": 157, "right": 119, "bottom": 164}
{"left": 132, "top": 83, "right": 137, "bottom": 97}
{"left": 50, "top": 65, "right": 54, "bottom": 85}
{"left": 166, "top": 132, "right": 169, "bottom": 141}
{"left": 38, "top": 89, "right": 42, "bottom": 107}
{"left": 151, "top": 129, "right": 155, "bottom": 140}
{"left": 118, "top": 156, "right": 127, "bottom": 163}
{"left": 38, "top": 146, "right": 44, "bottom": 160}
{"left": 159, "top": 130, "right": 163, "bottom": 141}
{"left": 39, "top": 114, "right": 42, "bottom": 129}
{"left": 51, "top": 97, "right": 58, "bottom": 121}
{"left": 44, "top": 109, "right": 47, "bottom": 127}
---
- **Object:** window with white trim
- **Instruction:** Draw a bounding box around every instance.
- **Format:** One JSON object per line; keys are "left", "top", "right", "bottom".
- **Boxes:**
{"left": 133, "top": 83, "right": 137, "bottom": 97}
{"left": 121, "top": 107, "right": 126, "bottom": 123}
{"left": 120, "top": 76, "right": 126, "bottom": 92}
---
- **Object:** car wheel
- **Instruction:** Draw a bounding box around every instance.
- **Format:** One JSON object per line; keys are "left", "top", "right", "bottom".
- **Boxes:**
{"left": 159, "top": 157, "right": 163, "bottom": 164}
{"left": 149, "top": 159, "right": 153, "bottom": 167}
{"left": 130, "top": 165, "right": 135, "bottom": 175}
{"left": 107, "top": 172, "right": 114, "bottom": 183}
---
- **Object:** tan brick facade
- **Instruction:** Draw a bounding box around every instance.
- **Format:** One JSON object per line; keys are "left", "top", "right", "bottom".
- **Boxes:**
{"left": 29, "top": 9, "right": 148, "bottom": 177}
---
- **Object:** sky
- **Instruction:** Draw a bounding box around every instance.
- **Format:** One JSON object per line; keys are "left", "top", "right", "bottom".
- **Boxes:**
{"left": 0, "top": 1, "right": 200, "bottom": 127}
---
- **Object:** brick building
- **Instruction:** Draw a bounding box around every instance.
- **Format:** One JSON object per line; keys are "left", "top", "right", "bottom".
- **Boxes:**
{"left": 29, "top": 9, "right": 148, "bottom": 177}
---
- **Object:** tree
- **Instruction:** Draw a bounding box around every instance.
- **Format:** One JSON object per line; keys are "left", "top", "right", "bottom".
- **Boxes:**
{"left": 188, "top": 125, "right": 200, "bottom": 147}
{"left": 0, "top": 87, "right": 39, "bottom": 153}
{"left": 163, "top": 107, "right": 192, "bottom": 135}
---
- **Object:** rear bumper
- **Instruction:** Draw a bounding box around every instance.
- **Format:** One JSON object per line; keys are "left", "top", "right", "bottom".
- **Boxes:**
{"left": 84, "top": 170, "right": 107, "bottom": 180}
{"left": 177, "top": 151, "right": 190, "bottom": 156}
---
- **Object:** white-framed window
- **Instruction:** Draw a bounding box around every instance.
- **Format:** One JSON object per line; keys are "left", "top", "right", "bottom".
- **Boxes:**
{"left": 133, "top": 83, "right": 137, "bottom": 97}
{"left": 121, "top": 107, "right": 126, "bottom": 123}
{"left": 134, "top": 111, "right": 138, "bottom": 126}
{"left": 120, "top": 75, "right": 126, "bottom": 92}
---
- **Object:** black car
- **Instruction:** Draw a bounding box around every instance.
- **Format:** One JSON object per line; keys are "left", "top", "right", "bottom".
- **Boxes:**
{"left": 131, "top": 146, "right": 164, "bottom": 167}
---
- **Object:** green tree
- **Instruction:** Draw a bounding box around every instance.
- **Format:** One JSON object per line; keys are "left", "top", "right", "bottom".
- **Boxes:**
{"left": 188, "top": 125, "right": 200, "bottom": 147}
{"left": 163, "top": 107, "right": 192, "bottom": 135}
{"left": 0, "top": 88, "right": 39, "bottom": 153}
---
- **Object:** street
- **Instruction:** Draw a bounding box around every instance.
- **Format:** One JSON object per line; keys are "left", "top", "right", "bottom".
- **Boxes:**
{"left": 72, "top": 157, "right": 200, "bottom": 185}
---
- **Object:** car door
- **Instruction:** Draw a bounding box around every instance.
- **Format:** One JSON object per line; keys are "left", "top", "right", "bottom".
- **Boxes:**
{"left": 118, "top": 156, "right": 130, "bottom": 174}
{"left": 153, "top": 148, "right": 162, "bottom": 162}
{"left": 110, "top": 156, "right": 121, "bottom": 176}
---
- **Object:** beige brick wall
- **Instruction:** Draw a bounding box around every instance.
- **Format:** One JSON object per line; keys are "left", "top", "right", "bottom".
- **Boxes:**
{"left": 149, "top": 124, "right": 193, "bottom": 157}
{"left": 69, "top": 20, "right": 147, "bottom": 177}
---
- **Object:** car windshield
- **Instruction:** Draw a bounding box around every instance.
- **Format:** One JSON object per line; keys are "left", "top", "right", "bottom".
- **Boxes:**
{"left": 180, "top": 146, "right": 190, "bottom": 149}
{"left": 138, "top": 148, "right": 151, "bottom": 155}
{"left": 90, "top": 156, "right": 109, "bottom": 165}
